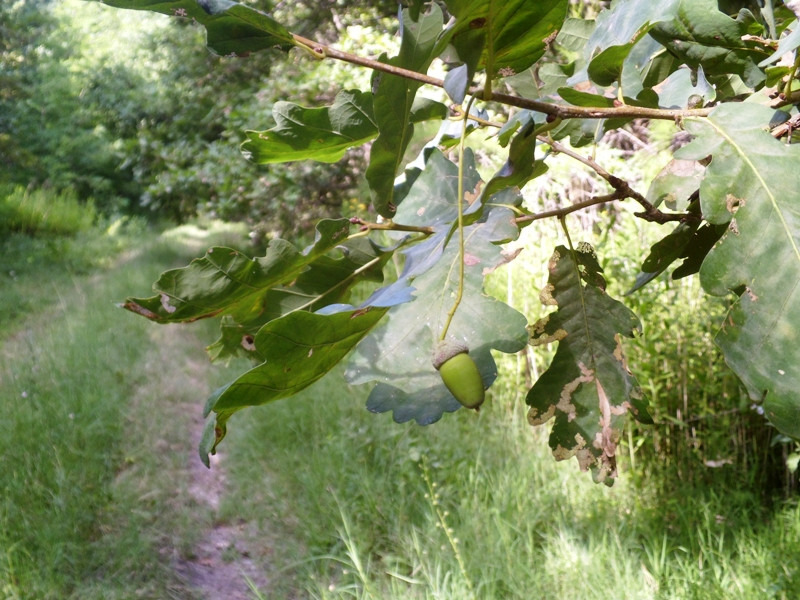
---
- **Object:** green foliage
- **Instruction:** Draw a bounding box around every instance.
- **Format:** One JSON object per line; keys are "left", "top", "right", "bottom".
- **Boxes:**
{"left": 366, "top": 4, "right": 444, "bottom": 217}
{"left": 678, "top": 103, "right": 800, "bottom": 440}
{"left": 0, "top": 185, "right": 96, "bottom": 235}
{"left": 100, "top": 0, "right": 294, "bottom": 56}
{"left": 650, "top": 0, "right": 769, "bottom": 87}
{"left": 346, "top": 150, "right": 528, "bottom": 425}
{"left": 444, "top": 0, "right": 568, "bottom": 84}
{"left": 87, "top": 0, "right": 800, "bottom": 486}
{"left": 1, "top": 0, "right": 394, "bottom": 232}
{"left": 243, "top": 89, "right": 379, "bottom": 163}
{"left": 242, "top": 89, "right": 447, "bottom": 165}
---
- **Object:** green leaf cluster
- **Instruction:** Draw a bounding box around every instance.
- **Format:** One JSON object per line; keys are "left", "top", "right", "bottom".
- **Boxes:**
{"left": 104, "top": 0, "right": 800, "bottom": 482}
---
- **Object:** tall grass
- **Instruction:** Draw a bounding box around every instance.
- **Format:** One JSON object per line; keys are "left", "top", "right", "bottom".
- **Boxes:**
{"left": 224, "top": 368, "right": 800, "bottom": 599}
{"left": 0, "top": 221, "right": 253, "bottom": 598}
{"left": 0, "top": 186, "right": 96, "bottom": 236}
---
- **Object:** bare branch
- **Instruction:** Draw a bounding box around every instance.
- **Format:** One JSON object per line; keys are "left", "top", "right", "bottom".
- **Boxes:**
{"left": 514, "top": 193, "right": 624, "bottom": 225}
{"left": 543, "top": 138, "right": 697, "bottom": 224}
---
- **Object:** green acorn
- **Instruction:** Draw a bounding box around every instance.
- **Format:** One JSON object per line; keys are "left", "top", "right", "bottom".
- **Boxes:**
{"left": 432, "top": 340, "right": 485, "bottom": 409}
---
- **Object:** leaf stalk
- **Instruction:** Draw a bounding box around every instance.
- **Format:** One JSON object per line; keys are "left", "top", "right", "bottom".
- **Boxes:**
{"left": 439, "top": 96, "right": 476, "bottom": 341}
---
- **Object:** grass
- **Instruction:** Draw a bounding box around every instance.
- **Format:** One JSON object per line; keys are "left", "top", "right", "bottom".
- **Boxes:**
{"left": 0, "top": 220, "right": 253, "bottom": 598}
{"left": 0, "top": 185, "right": 96, "bottom": 236}
{"left": 2, "top": 215, "right": 798, "bottom": 599}
{"left": 222, "top": 368, "right": 800, "bottom": 600}
{"left": 0, "top": 220, "right": 140, "bottom": 331}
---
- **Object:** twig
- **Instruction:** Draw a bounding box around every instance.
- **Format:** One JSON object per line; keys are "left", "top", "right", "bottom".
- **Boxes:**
{"left": 514, "top": 193, "right": 623, "bottom": 225}
{"left": 770, "top": 89, "right": 800, "bottom": 109}
{"left": 291, "top": 33, "right": 714, "bottom": 122}
{"left": 771, "top": 113, "right": 800, "bottom": 140}
{"left": 543, "top": 138, "right": 697, "bottom": 224}
{"left": 349, "top": 217, "right": 434, "bottom": 235}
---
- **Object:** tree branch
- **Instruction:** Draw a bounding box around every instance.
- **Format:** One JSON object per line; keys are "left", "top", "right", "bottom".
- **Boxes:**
{"left": 291, "top": 34, "right": 714, "bottom": 122}
{"left": 543, "top": 138, "right": 697, "bottom": 224}
{"left": 514, "top": 193, "right": 624, "bottom": 225}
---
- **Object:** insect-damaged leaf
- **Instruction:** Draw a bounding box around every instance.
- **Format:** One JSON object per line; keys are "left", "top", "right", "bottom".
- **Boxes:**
{"left": 527, "top": 244, "right": 650, "bottom": 485}
{"left": 677, "top": 103, "right": 800, "bottom": 441}
{"left": 201, "top": 305, "right": 389, "bottom": 462}
{"left": 99, "top": 0, "right": 293, "bottom": 56}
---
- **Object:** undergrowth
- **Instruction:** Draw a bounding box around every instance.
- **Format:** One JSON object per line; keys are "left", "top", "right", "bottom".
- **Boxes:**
{"left": 0, "top": 185, "right": 96, "bottom": 236}
{"left": 224, "top": 366, "right": 800, "bottom": 600}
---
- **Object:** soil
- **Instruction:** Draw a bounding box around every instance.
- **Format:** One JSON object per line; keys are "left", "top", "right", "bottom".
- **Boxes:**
{"left": 134, "top": 324, "right": 272, "bottom": 600}
{"left": 172, "top": 411, "right": 271, "bottom": 600}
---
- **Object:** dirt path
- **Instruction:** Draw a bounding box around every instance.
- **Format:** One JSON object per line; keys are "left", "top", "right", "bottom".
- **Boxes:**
{"left": 173, "top": 414, "right": 270, "bottom": 600}
{"left": 131, "top": 325, "right": 273, "bottom": 600}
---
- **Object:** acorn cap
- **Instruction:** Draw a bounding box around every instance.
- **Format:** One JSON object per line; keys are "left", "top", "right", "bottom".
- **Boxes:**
{"left": 432, "top": 339, "right": 469, "bottom": 370}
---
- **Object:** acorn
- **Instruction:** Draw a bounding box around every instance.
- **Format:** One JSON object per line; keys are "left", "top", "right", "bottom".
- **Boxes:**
{"left": 432, "top": 340, "right": 485, "bottom": 409}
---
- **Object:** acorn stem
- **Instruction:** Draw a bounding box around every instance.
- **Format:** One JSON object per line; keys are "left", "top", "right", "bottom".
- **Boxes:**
{"left": 439, "top": 96, "right": 476, "bottom": 341}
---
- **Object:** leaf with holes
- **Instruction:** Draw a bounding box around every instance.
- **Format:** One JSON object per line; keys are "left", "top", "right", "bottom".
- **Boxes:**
{"left": 527, "top": 244, "right": 650, "bottom": 485}
{"left": 677, "top": 103, "right": 800, "bottom": 440}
